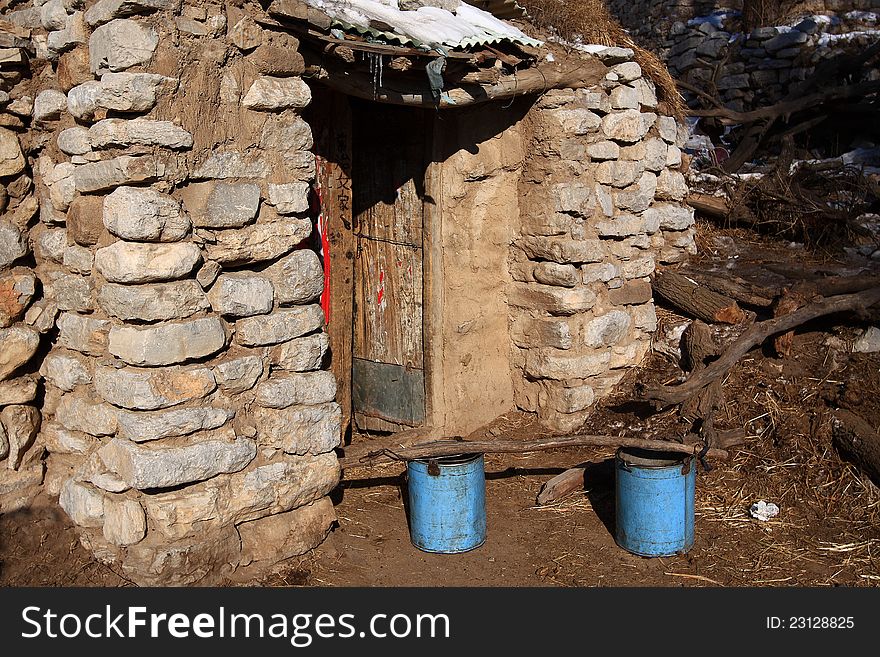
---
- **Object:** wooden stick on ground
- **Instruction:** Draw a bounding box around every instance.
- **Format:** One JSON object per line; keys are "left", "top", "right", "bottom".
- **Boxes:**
{"left": 339, "top": 434, "right": 729, "bottom": 470}
{"left": 642, "top": 287, "right": 880, "bottom": 407}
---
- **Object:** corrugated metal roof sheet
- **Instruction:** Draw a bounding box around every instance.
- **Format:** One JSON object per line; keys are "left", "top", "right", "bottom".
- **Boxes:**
{"left": 302, "top": 0, "right": 542, "bottom": 50}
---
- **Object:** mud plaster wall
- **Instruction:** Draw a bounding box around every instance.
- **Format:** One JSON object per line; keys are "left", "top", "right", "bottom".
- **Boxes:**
{"left": 431, "top": 106, "right": 523, "bottom": 435}
{"left": 1, "top": 0, "right": 340, "bottom": 586}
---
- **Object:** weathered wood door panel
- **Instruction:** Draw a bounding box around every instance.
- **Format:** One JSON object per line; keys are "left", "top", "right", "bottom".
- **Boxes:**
{"left": 351, "top": 101, "right": 428, "bottom": 431}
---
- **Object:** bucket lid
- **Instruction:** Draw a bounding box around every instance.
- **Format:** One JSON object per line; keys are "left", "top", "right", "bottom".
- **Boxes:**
{"left": 616, "top": 447, "right": 692, "bottom": 468}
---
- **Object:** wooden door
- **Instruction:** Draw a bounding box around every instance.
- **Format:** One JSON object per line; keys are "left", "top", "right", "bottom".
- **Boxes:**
{"left": 351, "top": 101, "right": 427, "bottom": 432}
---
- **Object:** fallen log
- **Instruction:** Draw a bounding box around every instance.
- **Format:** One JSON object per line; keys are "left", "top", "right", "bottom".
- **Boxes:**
{"left": 832, "top": 408, "right": 880, "bottom": 485}
{"left": 688, "top": 193, "right": 729, "bottom": 221}
{"left": 686, "top": 271, "right": 776, "bottom": 308}
{"left": 339, "top": 434, "right": 729, "bottom": 470}
{"left": 642, "top": 286, "right": 880, "bottom": 407}
{"left": 652, "top": 269, "right": 747, "bottom": 324}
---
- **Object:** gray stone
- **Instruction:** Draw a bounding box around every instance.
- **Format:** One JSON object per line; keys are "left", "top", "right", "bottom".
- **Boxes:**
{"left": 174, "top": 17, "right": 208, "bottom": 35}
{"left": 102, "top": 497, "right": 146, "bottom": 546}
{"left": 98, "top": 280, "right": 209, "bottom": 322}
{"left": 621, "top": 255, "right": 655, "bottom": 279}
{"left": 191, "top": 151, "right": 270, "bottom": 180}
{"left": 58, "top": 126, "right": 92, "bottom": 155}
{"left": 614, "top": 172, "right": 657, "bottom": 213}
{"left": 254, "top": 371, "right": 337, "bottom": 409}
{"left": 93, "top": 365, "right": 216, "bottom": 410}
{"left": 601, "top": 110, "right": 656, "bottom": 143}
{"left": 47, "top": 12, "right": 88, "bottom": 53}
{"left": 41, "top": 421, "right": 97, "bottom": 454}
{"left": 507, "top": 284, "right": 597, "bottom": 316}
{"left": 62, "top": 244, "right": 94, "bottom": 274}
{"left": 142, "top": 452, "right": 339, "bottom": 541}
{"left": 510, "top": 316, "right": 573, "bottom": 350}
{"left": 0, "top": 129, "right": 25, "bottom": 178}
{"left": 24, "top": 300, "right": 59, "bottom": 334}
{"left": 33, "top": 89, "right": 68, "bottom": 121}
{"left": 94, "top": 241, "right": 202, "bottom": 283}
{"left": 203, "top": 219, "right": 312, "bottom": 266}
{"left": 89, "top": 118, "right": 193, "bottom": 149}
{"left": 542, "top": 383, "right": 596, "bottom": 414}
{"left": 116, "top": 406, "right": 235, "bottom": 442}
{"left": 717, "top": 74, "right": 750, "bottom": 90}
{"left": 644, "top": 203, "right": 694, "bottom": 230}
{"left": 584, "top": 310, "right": 632, "bottom": 347}
{"left": 238, "top": 498, "right": 335, "bottom": 567}
{"left": 251, "top": 402, "right": 341, "bottom": 455}
{"left": 102, "top": 187, "right": 190, "bottom": 242}
{"left": 180, "top": 182, "right": 261, "bottom": 229}
{"left": 259, "top": 112, "right": 313, "bottom": 154}
{"left": 108, "top": 316, "right": 227, "bottom": 366}
{"left": 581, "top": 262, "right": 620, "bottom": 283}
{"left": 0, "top": 220, "right": 28, "bottom": 269}
{"left": 545, "top": 108, "right": 601, "bottom": 135}
{"left": 269, "top": 332, "right": 329, "bottom": 372}
{"left": 0, "top": 404, "right": 40, "bottom": 469}
{"left": 596, "top": 214, "right": 646, "bottom": 237}
{"left": 242, "top": 76, "right": 311, "bottom": 110}
{"left": 631, "top": 303, "right": 657, "bottom": 331}
{"left": 553, "top": 183, "right": 593, "bottom": 216}
{"left": 595, "top": 160, "right": 645, "bottom": 188}
{"left": 0, "top": 269, "right": 36, "bottom": 328}
{"left": 586, "top": 140, "right": 619, "bottom": 160}
{"left": 53, "top": 274, "right": 93, "bottom": 311}
{"left": 854, "top": 326, "right": 880, "bottom": 353}
{"left": 98, "top": 433, "right": 256, "bottom": 490}
{"left": 656, "top": 170, "right": 688, "bottom": 200}
{"left": 67, "top": 72, "right": 174, "bottom": 120}
{"left": 517, "top": 236, "right": 604, "bottom": 264}
{"left": 195, "top": 260, "right": 221, "bottom": 289}
{"left": 610, "top": 85, "right": 640, "bottom": 110}
{"left": 658, "top": 116, "right": 678, "bottom": 143}
{"left": 666, "top": 145, "right": 682, "bottom": 168}
{"left": 610, "top": 62, "right": 641, "bottom": 82}
{"left": 40, "top": 352, "right": 91, "bottom": 391}
{"left": 525, "top": 348, "right": 611, "bottom": 380}
{"left": 73, "top": 155, "right": 165, "bottom": 193}
{"left": 88, "top": 472, "right": 130, "bottom": 493}
{"left": 59, "top": 479, "right": 104, "bottom": 528}
{"left": 228, "top": 15, "right": 262, "bottom": 51}
{"left": 267, "top": 182, "right": 309, "bottom": 215}
{"left": 264, "top": 249, "right": 323, "bottom": 305}
{"left": 0, "top": 377, "right": 38, "bottom": 406}
{"left": 85, "top": 0, "right": 169, "bottom": 27}
{"left": 641, "top": 138, "right": 668, "bottom": 171}
{"left": 234, "top": 305, "right": 325, "bottom": 346}
{"left": 207, "top": 273, "right": 274, "bottom": 318}
{"left": 54, "top": 394, "right": 118, "bottom": 435}
{"left": 533, "top": 262, "right": 579, "bottom": 287}
{"left": 631, "top": 77, "right": 657, "bottom": 108}
{"left": 40, "top": 0, "right": 68, "bottom": 31}
{"left": 89, "top": 19, "right": 159, "bottom": 74}
{"left": 764, "top": 30, "right": 808, "bottom": 52}
{"left": 213, "top": 355, "right": 264, "bottom": 394}
{"left": 0, "top": 326, "right": 40, "bottom": 381}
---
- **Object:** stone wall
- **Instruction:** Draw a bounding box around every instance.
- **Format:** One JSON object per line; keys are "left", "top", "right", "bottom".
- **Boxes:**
{"left": 2, "top": 0, "right": 339, "bottom": 585}
{"left": 665, "top": 9, "right": 880, "bottom": 113}
{"left": 509, "top": 48, "right": 694, "bottom": 432}
{"left": 1, "top": 14, "right": 43, "bottom": 515}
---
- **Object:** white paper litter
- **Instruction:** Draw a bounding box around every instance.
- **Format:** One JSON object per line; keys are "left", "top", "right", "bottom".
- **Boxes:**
{"left": 749, "top": 500, "right": 780, "bottom": 521}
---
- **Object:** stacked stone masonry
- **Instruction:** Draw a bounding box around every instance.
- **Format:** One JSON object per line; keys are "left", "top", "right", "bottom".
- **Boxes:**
{"left": 2, "top": 0, "right": 338, "bottom": 585}
{"left": 510, "top": 50, "right": 694, "bottom": 433}
{"left": 662, "top": 6, "right": 880, "bottom": 114}
{"left": 0, "top": 1, "right": 695, "bottom": 583}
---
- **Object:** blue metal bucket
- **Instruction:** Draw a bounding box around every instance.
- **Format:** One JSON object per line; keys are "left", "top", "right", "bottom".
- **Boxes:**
{"left": 615, "top": 447, "right": 695, "bottom": 557}
{"left": 406, "top": 453, "right": 486, "bottom": 553}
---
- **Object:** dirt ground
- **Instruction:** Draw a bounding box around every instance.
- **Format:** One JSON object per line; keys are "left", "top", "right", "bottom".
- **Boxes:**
{"left": 2, "top": 228, "right": 879, "bottom": 588}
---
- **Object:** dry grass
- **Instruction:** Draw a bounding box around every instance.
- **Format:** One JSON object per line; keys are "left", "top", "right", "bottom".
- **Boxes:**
{"left": 519, "top": 0, "right": 686, "bottom": 119}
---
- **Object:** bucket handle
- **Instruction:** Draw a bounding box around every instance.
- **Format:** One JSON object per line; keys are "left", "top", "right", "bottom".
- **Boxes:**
{"left": 427, "top": 459, "right": 441, "bottom": 476}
